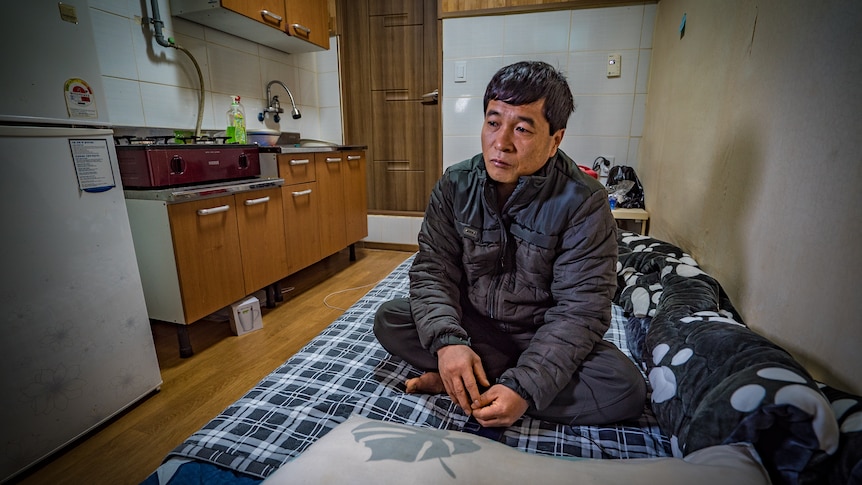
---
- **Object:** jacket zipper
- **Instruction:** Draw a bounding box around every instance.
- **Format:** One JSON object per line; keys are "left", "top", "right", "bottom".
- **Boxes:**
{"left": 486, "top": 180, "right": 520, "bottom": 320}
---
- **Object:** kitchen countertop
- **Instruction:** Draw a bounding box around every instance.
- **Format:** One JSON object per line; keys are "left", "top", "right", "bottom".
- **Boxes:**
{"left": 257, "top": 144, "right": 367, "bottom": 154}
{"left": 124, "top": 177, "right": 284, "bottom": 203}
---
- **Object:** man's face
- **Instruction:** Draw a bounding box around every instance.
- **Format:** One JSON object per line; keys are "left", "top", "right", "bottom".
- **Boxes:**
{"left": 481, "top": 99, "right": 564, "bottom": 186}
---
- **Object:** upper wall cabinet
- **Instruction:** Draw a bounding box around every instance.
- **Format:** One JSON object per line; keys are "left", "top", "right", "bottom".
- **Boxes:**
{"left": 171, "top": 0, "right": 330, "bottom": 53}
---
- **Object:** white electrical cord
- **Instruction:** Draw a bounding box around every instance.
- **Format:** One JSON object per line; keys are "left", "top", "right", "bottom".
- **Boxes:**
{"left": 322, "top": 282, "right": 381, "bottom": 311}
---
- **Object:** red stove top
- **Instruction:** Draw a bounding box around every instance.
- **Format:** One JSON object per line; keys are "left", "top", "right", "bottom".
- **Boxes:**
{"left": 116, "top": 143, "right": 261, "bottom": 189}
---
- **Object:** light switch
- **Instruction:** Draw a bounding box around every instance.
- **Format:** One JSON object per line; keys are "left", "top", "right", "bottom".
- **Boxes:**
{"left": 607, "top": 53, "right": 621, "bottom": 77}
{"left": 455, "top": 61, "right": 467, "bottom": 83}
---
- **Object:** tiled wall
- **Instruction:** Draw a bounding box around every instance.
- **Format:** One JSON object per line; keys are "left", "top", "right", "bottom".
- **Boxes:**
{"left": 368, "top": 3, "right": 656, "bottom": 246}
{"left": 87, "top": 0, "right": 342, "bottom": 142}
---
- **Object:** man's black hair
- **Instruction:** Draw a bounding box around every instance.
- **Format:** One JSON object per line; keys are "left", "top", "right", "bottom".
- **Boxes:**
{"left": 483, "top": 61, "right": 575, "bottom": 135}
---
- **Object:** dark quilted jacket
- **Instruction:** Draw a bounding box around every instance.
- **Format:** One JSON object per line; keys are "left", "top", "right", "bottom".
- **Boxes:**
{"left": 409, "top": 150, "right": 618, "bottom": 410}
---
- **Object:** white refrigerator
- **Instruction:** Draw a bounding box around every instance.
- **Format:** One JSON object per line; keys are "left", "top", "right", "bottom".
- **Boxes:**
{"left": 0, "top": 2, "right": 162, "bottom": 481}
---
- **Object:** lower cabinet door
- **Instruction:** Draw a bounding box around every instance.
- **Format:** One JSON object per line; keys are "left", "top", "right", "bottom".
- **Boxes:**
{"left": 282, "top": 181, "right": 321, "bottom": 274}
{"left": 168, "top": 195, "right": 246, "bottom": 323}
{"left": 235, "top": 187, "right": 289, "bottom": 292}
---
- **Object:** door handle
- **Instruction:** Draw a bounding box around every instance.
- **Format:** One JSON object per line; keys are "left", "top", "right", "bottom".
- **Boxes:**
{"left": 421, "top": 89, "right": 438, "bottom": 104}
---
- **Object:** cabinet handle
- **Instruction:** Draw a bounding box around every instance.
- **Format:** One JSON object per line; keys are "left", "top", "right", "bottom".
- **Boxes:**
{"left": 325, "top": 157, "right": 342, "bottom": 163}
{"left": 244, "top": 196, "right": 270, "bottom": 206}
{"left": 289, "top": 159, "right": 310, "bottom": 165}
{"left": 347, "top": 155, "right": 361, "bottom": 161}
{"left": 291, "top": 189, "right": 312, "bottom": 196}
{"left": 292, "top": 23, "right": 311, "bottom": 37}
{"left": 197, "top": 205, "right": 230, "bottom": 216}
{"left": 261, "top": 10, "right": 283, "bottom": 23}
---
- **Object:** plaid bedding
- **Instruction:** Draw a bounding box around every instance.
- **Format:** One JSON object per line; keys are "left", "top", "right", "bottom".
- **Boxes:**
{"left": 165, "top": 254, "right": 671, "bottom": 479}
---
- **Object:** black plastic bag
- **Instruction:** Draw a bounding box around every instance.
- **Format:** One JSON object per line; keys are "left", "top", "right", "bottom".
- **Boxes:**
{"left": 606, "top": 165, "right": 645, "bottom": 209}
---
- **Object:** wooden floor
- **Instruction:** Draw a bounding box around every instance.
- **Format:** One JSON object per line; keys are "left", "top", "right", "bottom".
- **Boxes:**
{"left": 16, "top": 247, "right": 413, "bottom": 485}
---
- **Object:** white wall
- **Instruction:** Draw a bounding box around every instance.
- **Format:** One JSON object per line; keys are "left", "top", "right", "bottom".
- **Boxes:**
{"left": 87, "top": 0, "right": 342, "bottom": 142}
{"left": 641, "top": 0, "right": 862, "bottom": 394}
{"left": 368, "top": 3, "right": 657, "bottom": 245}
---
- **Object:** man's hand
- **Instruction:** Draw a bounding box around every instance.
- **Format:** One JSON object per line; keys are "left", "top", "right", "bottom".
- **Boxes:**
{"left": 436, "top": 344, "right": 490, "bottom": 415}
{"left": 470, "top": 384, "right": 529, "bottom": 427}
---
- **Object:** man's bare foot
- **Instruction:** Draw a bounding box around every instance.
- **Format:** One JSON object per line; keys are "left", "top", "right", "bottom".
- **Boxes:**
{"left": 405, "top": 372, "right": 445, "bottom": 394}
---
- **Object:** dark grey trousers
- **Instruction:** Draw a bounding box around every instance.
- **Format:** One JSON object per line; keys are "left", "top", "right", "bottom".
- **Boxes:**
{"left": 373, "top": 297, "right": 647, "bottom": 426}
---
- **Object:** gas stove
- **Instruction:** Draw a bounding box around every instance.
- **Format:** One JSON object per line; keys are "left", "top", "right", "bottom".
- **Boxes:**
{"left": 113, "top": 134, "right": 234, "bottom": 145}
{"left": 116, "top": 140, "right": 261, "bottom": 189}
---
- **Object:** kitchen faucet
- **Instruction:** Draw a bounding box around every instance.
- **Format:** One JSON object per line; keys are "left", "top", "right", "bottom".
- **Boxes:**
{"left": 259, "top": 80, "right": 301, "bottom": 123}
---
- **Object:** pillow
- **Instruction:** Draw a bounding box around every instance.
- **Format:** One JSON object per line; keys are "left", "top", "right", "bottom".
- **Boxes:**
{"left": 262, "top": 415, "right": 770, "bottom": 485}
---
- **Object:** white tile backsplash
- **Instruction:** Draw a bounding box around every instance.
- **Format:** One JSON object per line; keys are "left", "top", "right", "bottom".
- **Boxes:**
{"left": 443, "top": 16, "right": 506, "bottom": 59}
{"left": 366, "top": 216, "right": 422, "bottom": 246}
{"left": 88, "top": 3, "right": 339, "bottom": 138}
{"left": 569, "top": 94, "right": 636, "bottom": 137}
{"left": 443, "top": 136, "right": 482, "bottom": 170}
{"left": 318, "top": 72, "right": 341, "bottom": 108}
{"left": 443, "top": 57, "right": 505, "bottom": 98}
{"left": 502, "top": 11, "right": 572, "bottom": 54}
{"left": 631, "top": 93, "right": 647, "bottom": 137}
{"left": 91, "top": 10, "right": 138, "bottom": 80}
{"left": 569, "top": 5, "right": 647, "bottom": 51}
{"left": 442, "top": 97, "right": 484, "bottom": 137}
{"left": 102, "top": 77, "right": 145, "bottom": 126}
{"left": 640, "top": 4, "right": 657, "bottom": 48}
{"left": 207, "top": 43, "right": 263, "bottom": 99}
{"left": 636, "top": 49, "right": 651, "bottom": 94}
{"left": 567, "top": 50, "right": 638, "bottom": 95}
{"left": 558, "top": 135, "right": 631, "bottom": 168}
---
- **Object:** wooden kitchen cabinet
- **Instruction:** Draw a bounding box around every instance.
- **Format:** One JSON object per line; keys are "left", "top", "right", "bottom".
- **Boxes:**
{"left": 126, "top": 186, "right": 290, "bottom": 327}
{"left": 235, "top": 187, "right": 289, "bottom": 292}
{"left": 276, "top": 149, "right": 367, "bottom": 273}
{"left": 282, "top": 181, "right": 321, "bottom": 273}
{"left": 221, "top": 0, "right": 287, "bottom": 29}
{"left": 285, "top": 0, "right": 330, "bottom": 49}
{"left": 316, "top": 152, "right": 348, "bottom": 257}
{"left": 168, "top": 195, "right": 247, "bottom": 324}
{"left": 278, "top": 153, "right": 321, "bottom": 273}
{"left": 343, "top": 150, "right": 369, "bottom": 244}
{"left": 172, "top": 0, "right": 329, "bottom": 53}
{"left": 316, "top": 151, "right": 368, "bottom": 257}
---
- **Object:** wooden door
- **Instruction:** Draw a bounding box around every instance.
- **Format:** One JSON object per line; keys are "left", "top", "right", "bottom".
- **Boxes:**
{"left": 235, "top": 187, "right": 288, "bottom": 292}
{"left": 338, "top": 0, "right": 440, "bottom": 213}
{"left": 168, "top": 195, "right": 245, "bottom": 323}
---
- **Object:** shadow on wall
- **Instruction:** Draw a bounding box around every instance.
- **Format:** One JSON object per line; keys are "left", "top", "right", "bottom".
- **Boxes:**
{"left": 700, "top": 116, "right": 763, "bottom": 323}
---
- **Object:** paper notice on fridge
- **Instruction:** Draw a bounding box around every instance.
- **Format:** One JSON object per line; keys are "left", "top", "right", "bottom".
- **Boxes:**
{"left": 70, "top": 139, "right": 116, "bottom": 192}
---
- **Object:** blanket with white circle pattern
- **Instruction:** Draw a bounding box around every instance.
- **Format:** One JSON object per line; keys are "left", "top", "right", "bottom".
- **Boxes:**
{"left": 615, "top": 232, "right": 861, "bottom": 485}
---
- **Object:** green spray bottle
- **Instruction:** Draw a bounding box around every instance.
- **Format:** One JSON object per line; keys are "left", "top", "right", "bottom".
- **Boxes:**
{"left": 226, "top": 95, "right": 247, "bottom": 144}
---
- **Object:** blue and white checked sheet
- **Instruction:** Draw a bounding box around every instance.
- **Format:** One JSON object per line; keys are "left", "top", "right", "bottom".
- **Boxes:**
{"left": 165, "top": 254, "right": 670, "bottom": 479}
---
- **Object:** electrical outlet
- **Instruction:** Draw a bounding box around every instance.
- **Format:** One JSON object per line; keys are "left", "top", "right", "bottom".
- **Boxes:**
{"left": 607, "top": 53, "right": 621, "bottom": 77}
